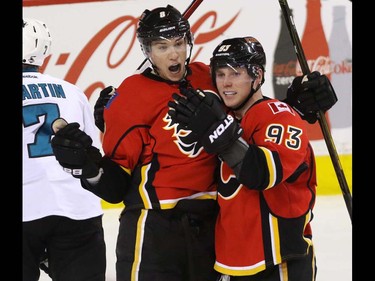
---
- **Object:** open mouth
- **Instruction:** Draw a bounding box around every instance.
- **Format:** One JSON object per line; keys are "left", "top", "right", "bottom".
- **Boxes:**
{"left": 169, "top": 64, "right": 181, "bottom": 73}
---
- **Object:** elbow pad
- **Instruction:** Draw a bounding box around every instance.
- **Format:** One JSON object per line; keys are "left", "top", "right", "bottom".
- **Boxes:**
{"left": 81, "top": 156, "right": 130, "bottom": 203}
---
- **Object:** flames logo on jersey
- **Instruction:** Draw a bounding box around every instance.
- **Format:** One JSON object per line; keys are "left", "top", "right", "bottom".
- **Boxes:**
{"left": 163, "top": 113, "right": 204, "bottom": 158}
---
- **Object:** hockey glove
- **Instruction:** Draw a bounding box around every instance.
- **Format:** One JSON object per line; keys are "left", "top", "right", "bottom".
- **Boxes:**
{"left": 202, "top": 114, "right": 243, "bottom": 154}
{"left": 168, "top": 87, "right": 226, "bottom": 140}
{"left": 285, "top": 71, "right": 338, "bottom": 124}
{"left": 94, "top": 86, "right": 116, "bottom": 132}
{"left": 51, "top": 121, "right": 102, "bottom": 178}
{"left": 168, "top": 87, "right": 243, "bottom": 155}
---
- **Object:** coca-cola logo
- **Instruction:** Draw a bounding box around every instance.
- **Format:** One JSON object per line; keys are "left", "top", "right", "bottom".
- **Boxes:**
{"left": 296, "top": 56, "right": 331, "bottom": 76}
{"left": 296, "top": 56, "right": 352, "bottom": 76}
{"left": 331, "top": 59, "right": 352, "bottom": 74}
{"left": 40, "top": 11, "right": 240, "bottom": 101}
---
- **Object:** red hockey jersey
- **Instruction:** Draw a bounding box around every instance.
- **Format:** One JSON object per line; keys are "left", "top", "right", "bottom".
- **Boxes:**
{"left": 214, "top": 98, "right": 317, "bottom": 276}
{"left": 102, "top": 62, "right": 218, "bottom": 209}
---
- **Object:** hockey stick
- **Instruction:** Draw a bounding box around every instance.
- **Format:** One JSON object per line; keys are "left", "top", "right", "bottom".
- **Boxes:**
{"left": 136, "top": 0, "right": 204, "bottom": 72}
{"left": 278, "top": 0, "right": 352, "bottom": 222}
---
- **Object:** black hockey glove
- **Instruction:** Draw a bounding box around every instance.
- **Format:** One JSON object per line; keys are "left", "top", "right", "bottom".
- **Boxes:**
{"left": 168, "top": 87, "right": 226, "bottom": 140}
{"left": 202, "top": 114, "right": 243, "bottom": 154}
{"left": 51, "top": 121, "right": 102, "bottom": 178}
{"left": 168, "top": 87, "right": 243, "bottom": 154}
{"left": 94, "top": 86, "right": 116, "bottom": 132}
{"left": 285, "top": 71, "right": 338, "bottom": 124}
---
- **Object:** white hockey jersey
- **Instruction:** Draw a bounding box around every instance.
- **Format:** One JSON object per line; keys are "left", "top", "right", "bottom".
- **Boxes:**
{"left": 22, "top": 70, "right": 103, "bottom": 221}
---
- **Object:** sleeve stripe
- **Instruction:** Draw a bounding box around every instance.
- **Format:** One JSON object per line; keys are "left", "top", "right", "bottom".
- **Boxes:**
{"left": 258, "top": 146, "right": 277, "bottom": 189}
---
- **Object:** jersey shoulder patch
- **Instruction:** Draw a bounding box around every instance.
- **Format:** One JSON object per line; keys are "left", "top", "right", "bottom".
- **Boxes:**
{"left": 267, "top": 101, "right": 295, "bottom": 116}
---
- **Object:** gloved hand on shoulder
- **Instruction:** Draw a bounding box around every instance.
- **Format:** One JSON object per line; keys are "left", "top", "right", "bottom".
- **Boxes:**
{"left": 168, "top": 87, "right": 242, "bottom": 154}
{"left": 51, "top": 120, "right": 102, "bottom": 178}
{"left": 94, "top": 86, "right": 116, "bottom": 132}
{"left": 168, "top": 87, "right": 226, "bottom": 137}
{"left": 284, "top": 71, "right": 338, "bottom": 124}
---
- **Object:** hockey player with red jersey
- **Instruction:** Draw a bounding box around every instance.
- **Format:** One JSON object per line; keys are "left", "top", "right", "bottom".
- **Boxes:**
{"left": 52, "top": 5, "right": 220, "bottom": 281}
{"left": 168, "top": 36, "right": 333, "bottom": 280}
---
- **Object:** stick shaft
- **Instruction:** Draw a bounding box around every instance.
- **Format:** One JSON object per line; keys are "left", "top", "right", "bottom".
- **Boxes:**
{"left": 136, "top": 0, "right": 204, "bottom": 71}
{"left": 278, "top": 0, "right": 352, "bottom": 222}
